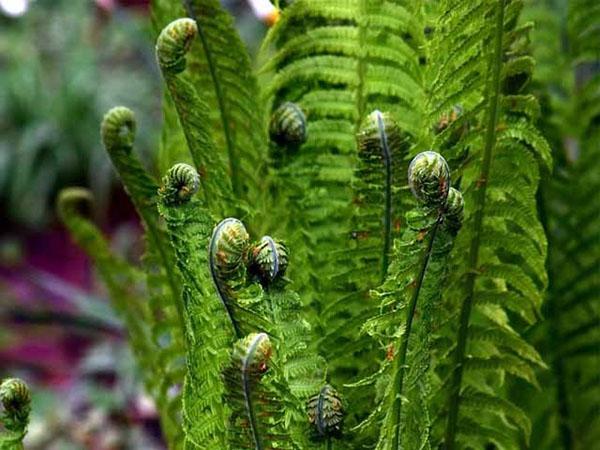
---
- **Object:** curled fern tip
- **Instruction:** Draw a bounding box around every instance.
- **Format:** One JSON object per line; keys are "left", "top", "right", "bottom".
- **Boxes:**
{"left": 307, "top": 384, "right": 344, "bottom": 440}
{"left": 408, "top": 151, "right": 450, "bottom": 207}
{"left": 156, "top": 18, "right": 198, "bottom": 74}
{"left": 248, "top": 236, "right": 289, "bottom": 287}
{"left": 160, "top": 163, "right": 200, "bottom": 204}
{"left": 1, "top": 378, "right": 31, "bottom": 432}
{"left": 100, "top": 106, "right": 136, "bottom": 152}
{"left": 269, "top": 102, "right": 307, "bottom": 148}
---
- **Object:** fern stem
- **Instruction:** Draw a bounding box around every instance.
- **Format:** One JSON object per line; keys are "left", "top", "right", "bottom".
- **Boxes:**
{"left": 183, "top": 1, "right": 242, "bottom": 198}
{"left": 242, "top": 335, "right": 265, "bottom": 450}
{"left": 327, "top": 437, "right": 333, "bottom": 450}
{"left": 443, "top": 2, "right": 505, "bottom": 448}
{"left": 390, "top": 216, "right": 441, "bottom": 449}
{"left": 377, "top": 112, "right": 393, "bottom": 280}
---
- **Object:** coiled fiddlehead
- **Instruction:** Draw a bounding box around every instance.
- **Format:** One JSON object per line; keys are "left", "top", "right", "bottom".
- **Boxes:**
{"left": 443, "top": 187, "right": 464, "bottom": 235}
{"left": 156, "top": 18, "right": 198, "bottom": 75}
{"left": 269, "top": 102, "right": 308, "bottom": 148}
{"left": 159, "top": 163, "right": 200, "bottom": 205}
{"left": 1, "top": 378, "right": 31, "bottom": 449}
{"left": 408, "top": 150, "right": 450, "bottom": 208}
{"left": 307, "top": 384, "right": 344, "bottom": 441}
{"left": 247, "top": 236, "right": 289, "bottom": 288}
{"left": 101, "top": 106, "right": 136, "bottom": 152}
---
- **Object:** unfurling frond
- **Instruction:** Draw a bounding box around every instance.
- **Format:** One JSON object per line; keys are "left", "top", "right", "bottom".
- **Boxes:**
{"left": 358, "top": 151, "right": 463, "bottom": 450}
{"left": 307, "top": 384, "right": 345, "bottom": 441}
{"left": 0, "top": 378, "right": 31, "bottom": 449}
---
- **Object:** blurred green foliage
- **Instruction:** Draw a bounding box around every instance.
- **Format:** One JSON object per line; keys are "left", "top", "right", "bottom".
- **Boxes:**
{"left": 0, "top": 0, "right": 161, "bottom": 229}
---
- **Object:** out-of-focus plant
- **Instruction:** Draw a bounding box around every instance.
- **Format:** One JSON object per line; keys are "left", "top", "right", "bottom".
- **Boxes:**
{"left": 0, "top": 0, "right": 159, "bottom": 228}
{"left": 516, "top": 1, "right": 600, "bottom": 449}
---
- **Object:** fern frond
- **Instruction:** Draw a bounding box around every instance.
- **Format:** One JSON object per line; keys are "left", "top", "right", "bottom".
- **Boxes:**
{"left": 101, "top": 108, "right": 189, "bottom": 448}
{"left": 156, "top": 18, "right": 233, "bottom": 217}
{"left": 357, "top": 152, "right": 462, "bottom": 450}
{"left": 182, "top": 0, "right": 268, "bottom": 207}
{"left": 157, "top": 163, "right": 233, "bottom": 449}
{"left": 418, "top": 1, "right": 552, "bottom": 448}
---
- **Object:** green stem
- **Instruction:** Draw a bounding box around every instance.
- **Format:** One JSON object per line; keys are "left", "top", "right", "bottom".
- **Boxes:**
{"left": 327, "top": 437, "right": 333, "bottom": 450}
{"left": 390, "top": 217, "right": 441, "bottom": 449}
{"left": 376, "top": 112, "right": 393, "bottom": 280}
{"left": 443, "top": 2, "right": 505, "bottom": 448}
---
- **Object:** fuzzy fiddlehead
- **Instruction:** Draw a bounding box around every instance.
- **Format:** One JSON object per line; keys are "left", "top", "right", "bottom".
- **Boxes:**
{"left": 224, "top": 332, "right": 292, "bottom": 449}
{"left": 0, "top": 378, "right": 31, "bottom": 450}
{"left": 307, "top": 385, "right": 345, "bottom": 445}
{"left": 209, "top": 217, "right": 251, "bottom": 338}
{"left": 157, "top": 163, "right": 233, "bottom": 449}
{"left": 356, "top": 151, "right": 463, "bottom": 450}
{"left": 269, "top": 102, "right": 308, "bottom": 160}
{"left": 247, "top": 236, "right": 289, "bottom": 288}
{"left": 159, "top": 162, "right": 200, "bottom": 205}
{"left": 156, "top": 19, "right": 233, "bottom": 216}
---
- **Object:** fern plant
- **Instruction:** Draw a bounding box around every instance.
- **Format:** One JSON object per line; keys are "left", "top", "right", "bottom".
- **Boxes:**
{"left": 50, "top": 0, "right": 598, "bottom": 449}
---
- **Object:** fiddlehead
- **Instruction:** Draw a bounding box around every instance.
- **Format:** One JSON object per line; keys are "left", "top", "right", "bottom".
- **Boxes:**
{"left": 101, "top": 106, "right": 136, "bottom": 152}
{"left": 159, "top": 162, "right": 200, "bottom": 205}
{"left": 407, "top": 150, "right": 451, "bottom": 208}
{"left": 355, "top": 110, "right": 407, "bottom": 281}
{"left": 307, "top": 384, "right": 345, "bottom": 441}
{"left": 269, "top": 102, "right": 308, "bottom": 149}
{"left": 247, "top": 236, "right": 289, "bottom": 288}
{"left": 0, "top": 378, "right": 31, "bottom": 449}
{"left": 157, "top": 163, "right": 235, "bottom": 449}
{"left": 156, "top": 18, "right": 197, "bottom": 74}
{"left": 209, "top": 218, "right": 252, "bottom": 337}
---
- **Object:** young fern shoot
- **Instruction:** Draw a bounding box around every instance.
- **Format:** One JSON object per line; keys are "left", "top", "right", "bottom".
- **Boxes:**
{"left": 0, "top": 378, "right": 31, "bottom": 450}
{"left": 357, "top": 151, "right": 464, "bottom": 450}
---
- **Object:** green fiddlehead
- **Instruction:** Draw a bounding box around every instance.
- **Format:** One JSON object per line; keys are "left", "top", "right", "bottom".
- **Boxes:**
{"left": 307, "top": 384, "right": 345, "bottom": 444}
{"left": 0, "top": 378, "right": 31, "bottom": 450}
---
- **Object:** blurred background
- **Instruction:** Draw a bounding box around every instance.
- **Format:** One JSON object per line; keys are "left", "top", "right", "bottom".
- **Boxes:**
{"left": 0, "top": 1, "right": 267, "bottom": 448}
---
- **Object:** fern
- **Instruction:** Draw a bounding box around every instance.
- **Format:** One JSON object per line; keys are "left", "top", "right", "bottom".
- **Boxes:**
{"left": 355, "top": 152, "right": 463, "bottom": 449}
{"left": 518, "top": 1, "right": 600, "bottom": 448}
{"left": 262, "top": 1, "right": 426, "bottom": 422}
{"left": 422, "top": 1, "right": 550, "bottom": 448}
{"left": 156, "top": 18, "right": 233, "bottom": 217}
{"left": 157, "top": 163, "right": 234, "bottom": 449}
{"left": 98, "top": 107, "right": 188, "bottom": 448}
{"left": 53, "top": 1, "right": 597, "bottom": 449}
